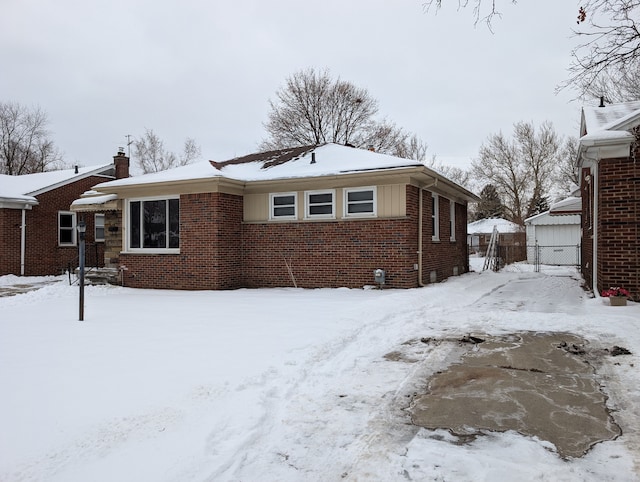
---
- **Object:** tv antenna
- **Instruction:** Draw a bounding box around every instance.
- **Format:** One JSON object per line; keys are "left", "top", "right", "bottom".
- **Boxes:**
{"left": 125, "top": 134, "right": 134, "bottom": 157}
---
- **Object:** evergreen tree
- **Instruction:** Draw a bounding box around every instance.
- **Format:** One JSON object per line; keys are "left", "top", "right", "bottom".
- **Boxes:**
{"left": 474, "top": 184, "right": 504, "bottom": 221}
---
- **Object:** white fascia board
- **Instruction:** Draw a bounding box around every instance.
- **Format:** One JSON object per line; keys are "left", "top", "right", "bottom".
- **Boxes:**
{"left": 26, "top": 164, "right": 114, "bottom": 196}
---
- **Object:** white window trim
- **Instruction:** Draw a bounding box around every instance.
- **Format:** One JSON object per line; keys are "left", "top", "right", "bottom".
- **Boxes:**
{"left": 95, "top": 213, "right": 105, "bottom": 242}
{"left": 125, "top": 196, "right": 180, "bottom": 254}
{"left": 58, "top": 211, "right": 77, "bottom": 246}
{"left": 304, "top": 189, "right": 336, "bottom": 220}
{"left": 432, "top": 194, "right": 440, "bottom": 242}
{"left": 449, "top": 200, "right": 456, "bottom": 242}
{"left": 343, "top": 186, "right": 377, "bottom": 218}
{"left": 269, "top": 192, "right": 298, "bottom": 220}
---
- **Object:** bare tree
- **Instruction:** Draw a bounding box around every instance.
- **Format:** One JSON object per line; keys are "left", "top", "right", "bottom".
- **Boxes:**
{"left": 0, "top": 102, "right": 62, "bottom": 175}
{"left": 580, "top": 58, "right": 640, "bottom": 102}
{"left": 425, "top": 155, "right": 472, "bottom": 188}
{"left": 133, "top": 129, "right": 201, "bottom": 174}
{"left": 472, "top": 121, "right": 562, "bottom": 225}
{"left": 390, "top": 133, "right": 430, "bottom": 161}
{"left": 181, "top": 137, "right": 201, "bottom": 165}
{"left": 262, "top": 68, "right": 378, "bottom": 149}
{"left": 555, "top": 136, "right": 580, "bottom": 194}
{"left": 262, "top": 68, "right": 429, "bottom": 160}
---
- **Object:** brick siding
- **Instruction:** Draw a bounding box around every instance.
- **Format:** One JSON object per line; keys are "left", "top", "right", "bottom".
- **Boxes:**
{"left": 118, "top": 186, "right": 470, "bottom": 290}
{"left": 1, "top": 176, "right": 107, "bottom": 276}
{"left": 419, "top": 190, "right": 470, "bottom": 284}
{"left": 120, "top": 192, "right": 243, "bottom": 290}
{"left": 0, "top": 209, "right": 22, "bottom": 274}
{"left": 595, "top": 156, "right": 640, "bottom": 301}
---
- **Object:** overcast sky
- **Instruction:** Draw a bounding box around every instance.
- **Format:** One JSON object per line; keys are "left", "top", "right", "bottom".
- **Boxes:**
{"left": 1, "top": 0, "right": 586, "bottom": 171}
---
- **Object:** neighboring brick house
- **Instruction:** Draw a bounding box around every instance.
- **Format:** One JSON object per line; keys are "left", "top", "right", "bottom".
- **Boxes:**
{"left": 0, "top": 153, "right": 129, "bottom": 276}
{"left": 578, "top": 99, "right": 640, "bottom": 301}
{"left": 73, "top": 144, "right": 479, "bottom": 290}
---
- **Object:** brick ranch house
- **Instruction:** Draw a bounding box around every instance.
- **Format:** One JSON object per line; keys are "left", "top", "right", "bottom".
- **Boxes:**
{"left": 0, "top": 156, "right": 129, "bottom": 276}
{"left": 72, "top": 144, "right": 479, "bottom": 290}
{"left": 578, "top": 99, "right": 640, "bottom": 301}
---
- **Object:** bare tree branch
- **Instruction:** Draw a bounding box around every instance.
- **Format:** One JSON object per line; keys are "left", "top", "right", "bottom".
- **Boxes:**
{"left": 561, "top": 0, "right": 640, "bottom": 98}
{"left": 422, "top": 0, "right": 517, "bottom": 29}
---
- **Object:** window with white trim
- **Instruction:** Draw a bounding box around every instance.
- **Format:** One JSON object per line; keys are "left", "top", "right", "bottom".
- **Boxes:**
{"left": 344, "top": 187, "right": 376, "bottom": 217}
{"left": 431, "top": 194, "right": 440, "bottom": 241}
{"left": 449, "top": 201, "right": 456, "bottom": 242}
{"left": 128, "top": 198, "right": 179, "bottom": 251}
{"left": 305, "top": 190, "right": 335, "bottom": 219}
{"left": 58, "top": 211, "right": 77, "bottom": 246}
{"left": 95, "top": 213, "right": 105, "bottom": 242}
{"left": 270, "top": 192, "right": 297, "bottom": 220}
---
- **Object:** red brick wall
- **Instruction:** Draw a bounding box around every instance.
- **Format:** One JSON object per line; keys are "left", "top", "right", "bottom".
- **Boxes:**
{"left": 118, "top": 186, "right": 470, "bottom": 290}
{"left": 242, "top": 186, "right": 468, "bottom": 289}
{"left": 242, "top": 217, "right": 417, "bottom": 288}
{"left": 419, "top": 189, "right": 470, "bottom": 284}
{"left": 120, "top": 192, "right": 243, "bottom": 290}
{"left": 0, "top": 209, "right": 22, "bottom": 275}
{"left": 1, "top": 176, "right": 107, "bottom": 276}
{"left": 596, "top": 156, "right": 640, "bottom": 301}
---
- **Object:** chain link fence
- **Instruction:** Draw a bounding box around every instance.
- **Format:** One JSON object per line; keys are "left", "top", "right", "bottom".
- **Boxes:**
{"left": 528, "top": 244, "right": 581, "bottom": 272}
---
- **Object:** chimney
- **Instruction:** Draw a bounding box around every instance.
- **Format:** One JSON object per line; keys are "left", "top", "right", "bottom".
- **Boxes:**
{"left": 74, "top": 165, "right": 79, "bottom": 174}
{"left": 113, "top": 148, "right": 130, "bottom": 179}
{"left": 599, "top": 96, "right": 605, "bottom": 108}
{"left": 310, "top": 152, "right": 316, "bottom": 164}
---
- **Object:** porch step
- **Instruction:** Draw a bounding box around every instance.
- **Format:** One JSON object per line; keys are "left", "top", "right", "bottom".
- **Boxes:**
{"left": 74, "top": 268, "right": 120, "bottom": 285}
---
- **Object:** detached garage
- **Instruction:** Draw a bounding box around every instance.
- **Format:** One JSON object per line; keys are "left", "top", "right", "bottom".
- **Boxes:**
{"left": 525, "top": 198, "right": 581, "bottom": 265}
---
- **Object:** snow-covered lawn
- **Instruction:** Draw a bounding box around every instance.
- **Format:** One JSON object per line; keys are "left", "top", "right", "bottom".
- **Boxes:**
{"left": 1, "top": 263, "right": 638, "bottom": 481}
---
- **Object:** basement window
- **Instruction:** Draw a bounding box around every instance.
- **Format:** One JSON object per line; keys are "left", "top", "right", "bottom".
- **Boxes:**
{"left": 344, "top": 187, "right": 376, "bottom": 217}
{"left": 127, "top": 197, "right": 179, "bottom": 252}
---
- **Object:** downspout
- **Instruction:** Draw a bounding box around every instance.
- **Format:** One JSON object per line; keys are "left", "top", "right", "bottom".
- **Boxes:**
{"left": 592, "top": 161, "right": 599, "bottom": 296}
{"left": 582, "top": 148, "right": 600, "bottom": 297}
{"left": 418, "top": 179, "right": 437, "bottom": 287}
{"left": 20, "top": 207, "right": 27, "bottom": 276}
{"left": 418, "top": 189, "right": 424, "bottom": 286}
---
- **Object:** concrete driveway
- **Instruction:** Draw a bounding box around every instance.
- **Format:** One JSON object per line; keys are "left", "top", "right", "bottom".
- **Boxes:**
{"left": 407, "top": 331, "right": 622, "bottom": 458}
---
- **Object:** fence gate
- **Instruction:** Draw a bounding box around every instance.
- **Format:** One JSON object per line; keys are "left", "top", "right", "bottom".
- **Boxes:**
{"left": 529, "top": 244, "right": 581, "bottom": 272}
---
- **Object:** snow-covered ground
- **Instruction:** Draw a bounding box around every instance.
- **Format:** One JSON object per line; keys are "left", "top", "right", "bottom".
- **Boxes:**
{"left": 1, "top": 261, "right": 638, "bottom": 481}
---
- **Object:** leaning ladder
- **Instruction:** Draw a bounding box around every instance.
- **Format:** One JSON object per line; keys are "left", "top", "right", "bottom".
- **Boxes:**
{"left": 483, "top": 225, "right": 499, "bottom": 272}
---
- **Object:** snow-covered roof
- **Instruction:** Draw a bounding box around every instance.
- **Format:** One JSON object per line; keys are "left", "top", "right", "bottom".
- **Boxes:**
{"left": 581, "top": 100, "right": 640, "bottom": 145}
{"left": 549, "top": 196, "right": 581, "bottom": 215}
{"left": 467, "top": 218, "right": 522, "bottom": 234}
{"left": 582, "top": 100, "right": 640, "bottom": 132}
{"left": 0, "top": 164, "right": 114, "bottom": 206}
{"left": 72, "top": 193, "right": 118, "bottom": 207}
{"left": 96, "top": 144, "right": 425, "bottom": 189}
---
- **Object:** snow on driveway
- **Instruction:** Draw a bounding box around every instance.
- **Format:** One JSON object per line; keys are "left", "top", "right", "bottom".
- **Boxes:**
{"left": 0, "top": 264, "right": 638, "bottom": 481}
